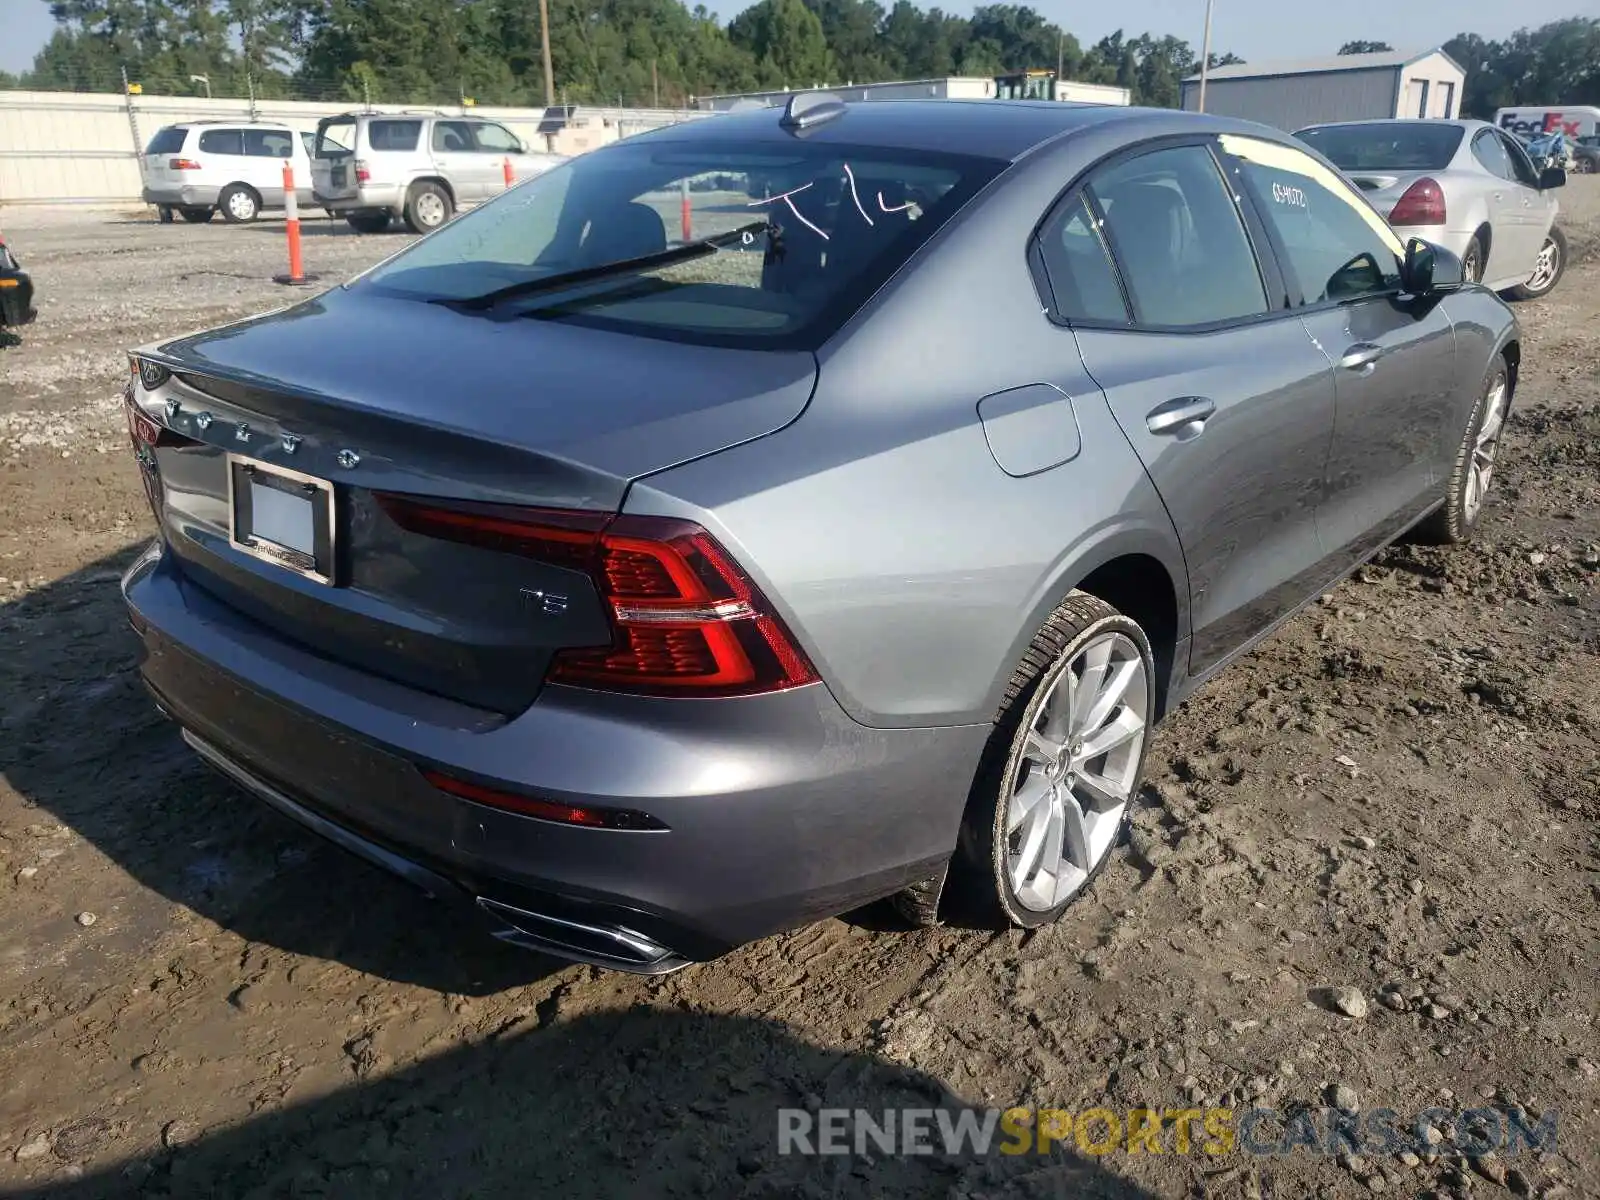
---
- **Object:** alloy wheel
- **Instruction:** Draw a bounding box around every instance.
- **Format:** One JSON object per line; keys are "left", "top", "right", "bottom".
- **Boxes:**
{"left": 1463, "top": 378, "right": 1506, "bottom": 522}
{"left": 1005, "top": 631, "right": 1148, "bottom": 912}
{"left": 1525, "top": 237, "right": 1561, "bottom": 294}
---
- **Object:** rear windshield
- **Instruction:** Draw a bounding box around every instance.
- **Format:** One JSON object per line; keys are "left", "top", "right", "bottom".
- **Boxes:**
{"left": 1295, "top": 123, "right": 1465, "bottom": 172}
{"left": 357, "top": 138, "right": 1002, "bottom": 349}
{"left": 146, "top": 127, "right": 188, "bottom": 155}
{"left": 315, "top": 118, "right": 356, "bottom": 159}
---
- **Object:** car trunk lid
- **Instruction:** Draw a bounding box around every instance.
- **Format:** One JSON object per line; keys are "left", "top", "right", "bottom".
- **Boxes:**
{"left": 133, "top": 288, "right": 817, "bottom": 713}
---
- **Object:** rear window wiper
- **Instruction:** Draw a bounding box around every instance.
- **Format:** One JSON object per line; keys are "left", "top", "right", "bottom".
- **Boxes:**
{"left": 434, "top": 220, "right": 773, "bottom": 313}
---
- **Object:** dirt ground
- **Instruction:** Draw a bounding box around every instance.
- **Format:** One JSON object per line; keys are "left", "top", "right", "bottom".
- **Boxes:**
{"left": 1, "top": 188, "right": 1597, "bottom": 1200}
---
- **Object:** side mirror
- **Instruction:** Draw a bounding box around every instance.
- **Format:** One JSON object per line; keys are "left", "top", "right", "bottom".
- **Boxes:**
{"left": 1539, "top": 166, "right": 1566, "bottom": 190}
{"left": 1402, "top": 237, "right": 1463, "bottom": 295}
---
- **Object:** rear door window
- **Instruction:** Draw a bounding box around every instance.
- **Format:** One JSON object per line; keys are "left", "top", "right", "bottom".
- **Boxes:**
{"left": 198, "top": 128, "right": 245, "bottom": 156}
{"left": 1085, "top": 144, "right": 1268, "bottom": 328}
{"left": 244, "top": 129, "right": 295, "bottom": 159}
{"left": 1471, "top": 131, "right": 1515, "bottom": 180}
{"left": 367, "top": 120, "right": 422, "bottom": 152}
{"left": 315, "top": 118, "right": 356, "bottom": 158}
{"left": 432, "top": 121, "right": 475, "bottom": 153}
{"left": 146, "top": 127, "right": 189, "bottom": 155}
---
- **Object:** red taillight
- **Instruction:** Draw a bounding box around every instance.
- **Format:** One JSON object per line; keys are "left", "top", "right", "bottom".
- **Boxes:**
{"left": 420, "top": 769, "right": 666, "bottom": 829}
{"left": 354, "top": 159, "right": 371, "bottom": 184}
{"left": 169, "top": 158, "right": 202, "bottom": 171}
{"left": 1389, "top": 177, "right": 1446, "bottom": 226}
{"left": 375, "top": 495, "right": 819, "bottom": 697}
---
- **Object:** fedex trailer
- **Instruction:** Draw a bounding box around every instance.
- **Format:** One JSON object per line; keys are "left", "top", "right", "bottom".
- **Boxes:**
{"left": 1496, "top": 106, "right": 1600, "bottom": 140}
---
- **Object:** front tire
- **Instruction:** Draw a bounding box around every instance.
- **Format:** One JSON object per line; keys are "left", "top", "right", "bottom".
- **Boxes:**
{"left": 1506, "top": 226, "right": 1566, "bottom": 300}
{"left": 156, "top": 204, "right": 174, "bottom": 225}
{"left": 955, "top": 593, "right": 1154, "bottom": 929}
{"left": 404, "top": 183, "right": 453, "bottom": 233}
{"left": 178, "top": 206, "right": 214, "bottom": 224}
{"left": 1416, "top": 359, "right": 1509, "bottom": 545}
{"left": 219, "top": 184, "right": 260, "bottom": 224}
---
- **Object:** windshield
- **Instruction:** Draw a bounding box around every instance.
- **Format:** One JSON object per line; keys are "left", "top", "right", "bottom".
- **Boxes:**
{"left": 357, "top": 138, "right": 1003, "bottom": 348}
{"left": 1296, "top": 123, "right": 1465, "bottom": 172}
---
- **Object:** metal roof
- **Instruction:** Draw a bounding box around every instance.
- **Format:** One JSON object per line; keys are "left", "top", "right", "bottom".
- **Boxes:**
{"left": 1182, "top": 48, "right": 1459, "bottom": 84}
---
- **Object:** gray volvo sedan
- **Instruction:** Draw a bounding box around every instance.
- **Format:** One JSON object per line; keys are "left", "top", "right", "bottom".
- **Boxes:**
{"left": 121, "top": 96, "right": 1520, "bottom": 972}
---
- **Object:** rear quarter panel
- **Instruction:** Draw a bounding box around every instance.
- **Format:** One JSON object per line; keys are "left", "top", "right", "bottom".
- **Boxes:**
{"left": 626, "top": 118, "right": 1195, "bottom": 730}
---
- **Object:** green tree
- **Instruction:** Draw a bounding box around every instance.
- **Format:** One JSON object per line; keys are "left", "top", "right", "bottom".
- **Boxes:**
{"left": 1337, "top": 40, "right": 1393, "bottom": 55}
{"left": 728, "top": 0, "right": 834, "bottom": 88}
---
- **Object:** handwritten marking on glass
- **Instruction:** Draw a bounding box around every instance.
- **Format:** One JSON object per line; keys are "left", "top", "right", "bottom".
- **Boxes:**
{"left": 746, "top": 180, "right": 829, "bottom": 240}
{"left": 842, "top": 163, "right": 874, "bottom": 226}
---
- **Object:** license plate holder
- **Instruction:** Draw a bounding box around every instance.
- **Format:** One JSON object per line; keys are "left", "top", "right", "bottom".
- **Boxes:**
{"left": 227, "top": 453, "right": 336, "bottom": 585}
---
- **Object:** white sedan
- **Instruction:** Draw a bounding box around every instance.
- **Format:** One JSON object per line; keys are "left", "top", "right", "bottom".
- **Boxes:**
{"left": 1295, "top": 118, "right": 1567, "bottom": 300}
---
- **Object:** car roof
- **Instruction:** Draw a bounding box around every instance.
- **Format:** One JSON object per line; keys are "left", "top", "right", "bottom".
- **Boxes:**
{"left": 627, "top": 100, "right": 1277, "bottom": 162}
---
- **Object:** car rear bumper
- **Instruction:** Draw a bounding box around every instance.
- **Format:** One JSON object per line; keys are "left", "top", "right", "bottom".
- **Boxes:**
{"left": 315, "top": 185, "right": 405, "bottom": 215}
{"left": 122, "top": 540, "right": 985, "bottom": 970}
{"left": 0, "top": 270, "right": 34, "bottom": 326}
{"left": 143, "top": 185, "right": 221, "bottom": 207}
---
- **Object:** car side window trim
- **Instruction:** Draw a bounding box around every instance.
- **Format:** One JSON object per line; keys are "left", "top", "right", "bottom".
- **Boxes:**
{"left": 1028, "top": 132, "right": 1331, "bottom": 335}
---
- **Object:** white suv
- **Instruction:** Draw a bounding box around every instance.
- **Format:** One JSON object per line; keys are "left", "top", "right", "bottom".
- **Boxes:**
{"left": 310, "top": 111, "right": 565, "bottom": 233}
{"left": 141, "top": 122, "right": 316, "bottom": 224}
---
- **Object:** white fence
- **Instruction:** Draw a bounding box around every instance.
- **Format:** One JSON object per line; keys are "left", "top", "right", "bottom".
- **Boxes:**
{"left": 0, "top": 90, "right": 708, "bottom": 205}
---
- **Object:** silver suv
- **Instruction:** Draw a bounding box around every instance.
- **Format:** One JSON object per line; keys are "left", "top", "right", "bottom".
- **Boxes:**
{"left": 310, "top": 111, "right": 566, "bottom": 233}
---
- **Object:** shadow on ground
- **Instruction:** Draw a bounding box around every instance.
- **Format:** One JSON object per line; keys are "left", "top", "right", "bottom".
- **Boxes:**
{"left": 0, "top": 543, "right": 561, "bottom": 995}
{"left": 16, "top": 1008, "right": 1162, "bottom": 1200}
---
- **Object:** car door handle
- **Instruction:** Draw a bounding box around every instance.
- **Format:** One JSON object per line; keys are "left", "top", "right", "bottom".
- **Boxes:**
{"left": 1339, "top": 343, "right": 1383, "bottom": 372}
{"left": 1145, "top": 396, "right": 1216, "bottom": 436}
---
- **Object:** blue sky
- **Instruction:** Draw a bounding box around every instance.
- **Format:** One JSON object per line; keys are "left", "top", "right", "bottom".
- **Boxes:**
{"left": 1, "top": 0, "right": 1587, "bottom": 77}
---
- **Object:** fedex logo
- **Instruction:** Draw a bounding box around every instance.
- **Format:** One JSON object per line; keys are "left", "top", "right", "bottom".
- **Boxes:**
{"left": 1499, "top": 112, "right": 1582, "bottom": 137}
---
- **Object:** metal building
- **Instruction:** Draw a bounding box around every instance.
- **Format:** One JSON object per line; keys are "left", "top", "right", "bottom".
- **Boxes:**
{"left": 692, "top": 76, "right": 1131, "bottom": 112}
{"left": 1179, "top": 48, "right": 1466, "bottom": 131}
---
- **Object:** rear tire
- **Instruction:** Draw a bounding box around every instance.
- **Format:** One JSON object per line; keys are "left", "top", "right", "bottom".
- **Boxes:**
{"left": 952, "top": 592, "right": 1154, "bottom": 929}
{"left": 345, "top": 212, "right": 392, "bottom": 234}
{"left": 1505, "top": 226, "right": 1565, "bottom": 301}
{"left": 178, "top": 206, "right": 214, "bottom": 224}
{"left": 1460, "top": 234, "right": 1484, "bottom": 285}
{"left": 219, "top": 184, "right": 260, "bottom": 224}
{"left": 1415, "top": 359, "right": 1509, "bottom": 545}
{"left": 403, "top": 183, "right": 453, "bottom": 234}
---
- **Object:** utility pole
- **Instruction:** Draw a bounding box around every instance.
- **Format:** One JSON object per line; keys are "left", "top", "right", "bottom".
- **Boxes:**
{"left": 538, "top": 0, "right": 555, "bottom": 108}
{"left": 1056, "top": 32, "right": 1063, "bottom": 80}
{"left": 1197, "top": 0, "right": 1214, "bottom": 112}
{"left": 652, "top": 58, "right": 659, "bottom": 108}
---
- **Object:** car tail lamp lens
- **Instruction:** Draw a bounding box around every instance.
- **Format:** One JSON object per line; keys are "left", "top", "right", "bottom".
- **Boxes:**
{"left": 420, "top": 768, "right": 667, "bottom": 830}
{"left": 129, "top": 354, "right": 170, "bottom": 391}
{"left": 169, "top": 158, "right": 202, "bottom": 171}
{"left": 376, "top": 495, "right": 819, "bottom": 698}
{"left": 1389, "top": 177, "right": 1446, "bottom": 226}
{"left": 354, "top": 159, "right": 371, "bottom": 184}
